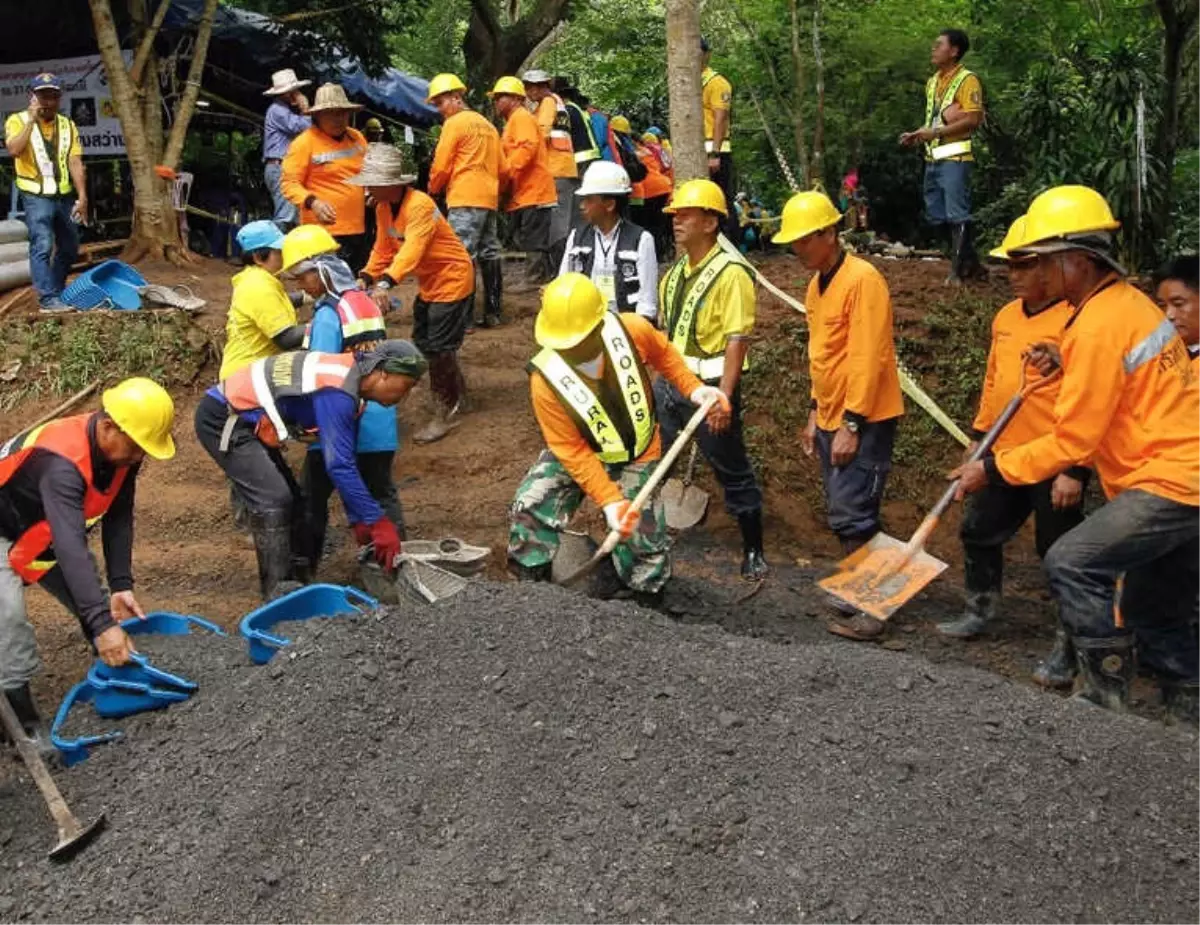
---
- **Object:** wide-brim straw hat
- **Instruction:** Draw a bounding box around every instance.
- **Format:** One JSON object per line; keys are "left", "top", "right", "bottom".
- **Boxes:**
{"left": 264, "top": 68, "right": 312, "bottom": 96}
{"left": 345, "top": 143, "right": 416, "bottom": 186}
{"left": 308, "top": 83, "right": 363, "bottom": 113}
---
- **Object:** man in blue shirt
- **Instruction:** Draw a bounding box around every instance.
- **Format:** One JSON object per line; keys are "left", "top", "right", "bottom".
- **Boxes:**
{"left": 262, "top": 69, "right": 313, "bottom": 230}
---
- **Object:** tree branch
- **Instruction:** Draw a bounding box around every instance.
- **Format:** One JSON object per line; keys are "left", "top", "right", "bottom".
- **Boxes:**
{"left": 161, "top": 0, "right": 219, "bottom": 169}
{"left": 468, "top": 0, "right": 501, "bottom": 39}
{"left": 128, "top": 0, "right": 171, "bottom": 85}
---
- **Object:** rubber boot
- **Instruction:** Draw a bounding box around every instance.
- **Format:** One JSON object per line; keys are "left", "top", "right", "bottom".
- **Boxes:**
{"left": 250, "top": 509, "right": 301, "bottom": 602}
{"left": 936, "top": 591, "right": 997, "bottom": 639}
{"left": 481, "top": 257, "right": 504, "bottom": 328}
{"left": 1032, "top": 628, "right": 1077, "bottom": 689}
{"left": 945, "top": 224, "right": 966, "bottom": 286}
{"left": 507, "top": 558, "right": 551, "bottom": 582}
{"left": 1070, "top": 635, "right": 1134, "bottom": 713}
{"left": 737, "top": 510, "right": 769, "bottom": 581}
{"left": 1162, "top": 681, "right": 1199, "bottom": 726}
{"left": 413, "top": 354, "right": 462, "bottom": 445}
{"left": 3, "top": 683, "right": 54, "bottom": 755}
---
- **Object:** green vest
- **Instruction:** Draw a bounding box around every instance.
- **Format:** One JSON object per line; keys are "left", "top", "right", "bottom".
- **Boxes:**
{"left": 661, "top": 247, "right": 752, "bottom": 382}
{"left": 923, "top": 68, "right": 975, "bottom": 161}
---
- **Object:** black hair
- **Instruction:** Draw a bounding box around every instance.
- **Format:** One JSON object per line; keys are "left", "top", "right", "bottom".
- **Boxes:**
{"left": 940, "top": 28, "right": 970, "bottom": 61}
{"left": 1153, "top": 255, "right": 1199, "bottom": 293}
{"left": 241, "top": 247, "right": 275, "bottom": 267}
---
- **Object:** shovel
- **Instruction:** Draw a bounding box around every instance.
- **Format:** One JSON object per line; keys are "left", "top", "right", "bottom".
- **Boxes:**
{"left": 662, "top": 444, "right": 709, "bottom": 530}
{"left": 0, "top": 692, "right": 106, "bottom": 861}
{"left": 818, "top": 363, "right": 1059, "bottom": 621}
{"left": 557, "top": 395, "right": 718, "bottom": 587}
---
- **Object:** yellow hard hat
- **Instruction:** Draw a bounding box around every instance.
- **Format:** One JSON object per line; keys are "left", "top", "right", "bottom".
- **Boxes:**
{"left": 989, "top": 215, "right": 1030, "bottom": 260}
{"left": 610, "top": 115, "right": 632, "bottom": 134}
{"left": 280, "top": 224, "right": 339, "bottom": 273}
{"left": 771, "top": 190, "right": 842, "bottom": 244}
{"left": 1020, "top": 185, "right": 1120, "bottom": 246}
{"left": 664, "top": 178, "right": 727, "bottom": 217}
{"left": 487, "top": 76, "right": 526, "bottom": 98}
{"left": 534, "top": 273, "right": 607, "bottom": 350}
{"left": 102, "top": 377, "right": 176, "bottom": 460}
{"left": 426, "top": 73, "right": 467, "bottom": 103}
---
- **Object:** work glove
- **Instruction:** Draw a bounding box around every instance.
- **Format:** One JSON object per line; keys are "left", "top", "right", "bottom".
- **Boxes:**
{"left": 689, "top": 384, "right": 731, "bottom": 414}
{"left": 352, "top": 522, "right": 373, "bottom": 547}
{"left": 369, "top": 518, "right": 403, "bottom": 573}
{"left": 603, "top": 500, "right": 640, "bottom": 539}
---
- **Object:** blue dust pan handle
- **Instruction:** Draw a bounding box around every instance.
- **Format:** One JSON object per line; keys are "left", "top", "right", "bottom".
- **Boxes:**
{"left": 90, "top": 652, "right": 198, "bottom": 694}
{"left": 120, "top": 612, "right": 227, "bottom": 637}
{"left": 50, "top": 682, "right": 123, "bottom": 766}
{"left": 342, "top": 586, "right": 379, "bottom": 611}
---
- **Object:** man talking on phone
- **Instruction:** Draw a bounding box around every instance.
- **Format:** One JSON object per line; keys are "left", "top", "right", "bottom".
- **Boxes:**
{"left": 4, "top": 73, "right": 88, "bottom": 313}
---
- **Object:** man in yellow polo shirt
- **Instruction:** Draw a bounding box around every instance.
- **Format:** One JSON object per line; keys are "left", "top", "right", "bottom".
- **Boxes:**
{"left": 899, "top": 29, "right": 985, "bottom": 285}
{"left": 700, "top": 37, "right": 737, "bottom": 240}
{"left": 4, "top": 73, "right": 88, "bottom": 312}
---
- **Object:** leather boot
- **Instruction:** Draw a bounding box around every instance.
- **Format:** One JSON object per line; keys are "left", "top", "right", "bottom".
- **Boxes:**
{"left": 1070, "top": 635, "right": 1134, "bottom": 712}
{"left": 737, "top": 510, "right": 769, "bottom": 581}
{"left": 1162, "top": 681, "right": 1199, "bottom": 726}
{"left": 937, "top": 591, "right": 997, "bottom": 639}
{"left": 250, "top": 509, "right": 301, "bottom": 602}
{"left": 1032, "top": 628, "right": 1077, "bottom": 689}
{"left": 2, "top": 683, "right": 54, "bottom": 754}
{"left": 482, "top": 257, "right": 504, "bottom": 327}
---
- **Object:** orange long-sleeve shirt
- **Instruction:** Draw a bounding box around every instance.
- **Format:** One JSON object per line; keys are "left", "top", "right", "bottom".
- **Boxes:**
{"left": 363, "top": 189, "right": 474, "bottom": 303}
{"left": 995, "top": 279, "right": 1199, "bottom": 505}
{"left": 535, "top": 95, "right": 578, "bottom": 179}
{"left": 280, "top": 126, "right": 367, "bottom": 236}
{"left": 531, "top": 314, "right": 704, "bottom": 507}
{"left": 805, "top": 252, "right": 905, "bottom": 430}
{"left": 500, "top": 106, "right": 556, "bottom": 212}
{"left": 972, "top": 299, "right": 1074, "bottom": 452}
{"left": 427, "top": 109, "right": 501, "bottom": 211}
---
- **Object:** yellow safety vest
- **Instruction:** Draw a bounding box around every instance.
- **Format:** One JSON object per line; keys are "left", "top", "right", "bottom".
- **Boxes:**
{"left": 528, "top": 313, "right": 655, "bottom": 465}
{"left": 661, "top": 248, "right": 752, "bottom": 381}
{"left": 923, "top": 68, "right": 974, "bottom": 161}
{"left": 14, "top": 113, "right": 75, "bottom": 196}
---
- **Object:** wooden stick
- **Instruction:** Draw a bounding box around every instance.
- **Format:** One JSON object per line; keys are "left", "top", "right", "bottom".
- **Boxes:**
{"left": 0, "top": 287, "right": 31, "bottom": 319}
{"left": 27, "top": 381, "right": 102, "bottom": 431}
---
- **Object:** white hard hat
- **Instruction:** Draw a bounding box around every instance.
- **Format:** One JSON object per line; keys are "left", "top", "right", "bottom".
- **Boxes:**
{"left": 576, "top": 160, "right": 632, "bottom": 197}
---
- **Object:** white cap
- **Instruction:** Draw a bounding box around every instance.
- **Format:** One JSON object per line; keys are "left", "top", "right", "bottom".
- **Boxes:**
{"left": 576, "top": 160, "right": 632, "bottom": 197}
{"left": 521, "top": 69, "right": 552, "bottom": 85}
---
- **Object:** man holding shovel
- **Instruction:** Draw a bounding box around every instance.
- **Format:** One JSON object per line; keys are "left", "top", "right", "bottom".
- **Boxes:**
{"left": 772, "top": 190, "right": 904, "bottom": 640}
{"left": 507, "top": 273, "right": 728, "bottom": 604}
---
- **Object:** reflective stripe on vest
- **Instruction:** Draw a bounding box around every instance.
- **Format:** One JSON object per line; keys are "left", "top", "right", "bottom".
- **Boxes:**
{"left": 311, "top": 144, "right": 366, "bottom": 165}
{"left": 701, "top": 71, "right": 732, "bottom": 154}
{"left": 924, "top": 68, "right": 974, "bottom": 160}
{"left": 331, "top": 290, "right": 386, "bottom": 350}
{"left": 528, "top": 314, "right": 655, "bottom": 464}
{"left": 548, "top": 94, "right": 574, "bottom": 153}
{"left": 14, "top": 113, "right": 74, "bottom": 196}
{"left": 1124, "top": 318, "right": 1179, "bottom": 374}
{"left": 221, "top": 351, "right": 359, "bottom": 445}
{"left": 0, "top": 414, "right": 130, "bottom": 583}
{"left": 662, "top": 249, "right": 751, "bottom": 381}
{"left": 565, "top": 101, "right": 600, "bottom": 163}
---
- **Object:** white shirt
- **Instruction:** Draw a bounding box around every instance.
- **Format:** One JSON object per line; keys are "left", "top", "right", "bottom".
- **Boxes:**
{"left": 558, "top": 220, "right": 659, "bottom": 321}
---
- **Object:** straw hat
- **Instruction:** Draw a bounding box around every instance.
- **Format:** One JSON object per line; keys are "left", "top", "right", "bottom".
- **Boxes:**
{"left": 307, "top": 83, "right": 363, "bottom": 113}
{"left": 345, "top": 143, "right": 416, "bottom": 187}
{"left": 264, "top": 68, "right": 311, "bottom": 96}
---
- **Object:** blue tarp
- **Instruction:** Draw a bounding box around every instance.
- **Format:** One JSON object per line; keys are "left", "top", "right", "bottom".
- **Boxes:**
{"left": 163, "top": 0, "right": 437, "bottom": 127}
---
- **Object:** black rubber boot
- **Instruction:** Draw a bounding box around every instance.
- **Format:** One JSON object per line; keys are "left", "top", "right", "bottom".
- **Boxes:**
{"left": 507, "top": 558, "right": 551, "bottom": 583}
{"left": 737, "top": 510, "right": 769, "bottom": 581}
{"left": 1162, "top": 681, "right": 1199, "bottom": 726}
{"left": 947, "top": 224, "right": 967, "bottom": 285}
{"left": 937, "top": 591, "right": 996, "bottom": 639}
{"left": 3, "top": 683, "right": 54, "bottom": 754}
{"left": 1032, "top": 628, "right": 1077, "bottom": 689}
{"left": 250, "top": 509, "right": 301, "bottom": 602}
{"left": 1070, "top": 635, "right": 1134, "bottom": 712}
{"left": 482, "top": 258, "right": 504, "bottom": 327}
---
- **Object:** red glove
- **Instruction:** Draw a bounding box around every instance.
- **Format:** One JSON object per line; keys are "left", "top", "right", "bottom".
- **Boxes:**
{"left": 352, "top": 522, "right": 372, "bottom": 546}
{"left": 369, "top": 518, "right": 402, "bottom": 573}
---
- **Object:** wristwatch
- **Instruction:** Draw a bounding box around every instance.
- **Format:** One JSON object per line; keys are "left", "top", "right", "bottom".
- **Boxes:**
{"left": 842, "top": 419, "right": 860, "bottom": 435}
{"left": 373, "top": 280, "right": 392, "bottom": 292}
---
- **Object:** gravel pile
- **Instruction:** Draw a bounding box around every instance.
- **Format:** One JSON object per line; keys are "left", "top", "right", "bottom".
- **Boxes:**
{"left": 1, "top": 582, "right": 1196, "bottom": 923}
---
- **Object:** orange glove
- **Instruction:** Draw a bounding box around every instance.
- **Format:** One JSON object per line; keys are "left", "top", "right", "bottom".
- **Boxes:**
{"left": 603, "top": 500, "right": 640, "bottom": 538}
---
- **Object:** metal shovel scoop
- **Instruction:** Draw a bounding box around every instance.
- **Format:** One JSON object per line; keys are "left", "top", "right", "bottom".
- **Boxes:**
{"left": 358, "top": 545, "right": 471, "bottom": 604}
{"left": 0, "top": 693, "right": 105, "bottom": 861}
{"left": 662, "top": 444, "right": 709, "bottom": 530}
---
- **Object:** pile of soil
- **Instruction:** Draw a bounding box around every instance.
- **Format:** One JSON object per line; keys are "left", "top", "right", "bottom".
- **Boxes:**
{"left": 2, "top": 583, "right": 1196, "bottom": 923}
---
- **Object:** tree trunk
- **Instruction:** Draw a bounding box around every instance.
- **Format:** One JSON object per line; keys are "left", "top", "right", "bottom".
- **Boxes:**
{"left": 810, "top": 0, "right": 826, "bottom": 187}
{"left": 787, "top": 0, "right": 811, "bottom": 186}
{"left": 129, "top": 0, "right": 171, "bottom": 85}
{"left": 665, "top": 0, "right": 706, "bottom": 182}
{"left": 1152, "top": 0, "right": 1198, "bottom": 248}
{"left": 463, "top": 0, "right": 571, "bottom": 94}
{"left": 161, "top": 0, "right": 219, "bottom": 170}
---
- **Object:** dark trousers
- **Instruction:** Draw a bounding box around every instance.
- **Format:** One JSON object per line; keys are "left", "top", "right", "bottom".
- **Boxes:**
{"left": 654, "top": 378, "right": 762, "bottom": 516}
{"left": 632, "top": 195, "right": 672, "bottom": 262}
{"left": 710, "top": 153, "right": 739, "bottom": 241}
{"left": 302, "top": 449, "right": 405, "bottom": 565}
{"left": 1044, "top": 489, "right": 1199, "bottom": 683}
{"left": 814, "top": 418, "right": 897, "bottom": 545}
{"left": 334, "top": 233, "right": 370, "bottom": 275}
{"left": 961, "top": 476, "right": 1085, "bottom": 595}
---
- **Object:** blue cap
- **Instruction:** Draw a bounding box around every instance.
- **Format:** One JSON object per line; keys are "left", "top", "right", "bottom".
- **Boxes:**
{"left": 646, "top": 126, "right": 664, "bottom": 138}
{"left": 31, "top": 73, "right": 62, "bottom": 92}
{"left": 236, "top": 220, "right": 286, "bottom": 253}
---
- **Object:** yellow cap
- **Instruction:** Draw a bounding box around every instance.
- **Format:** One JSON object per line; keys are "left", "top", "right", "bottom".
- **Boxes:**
{"left": 610, "top": 115, "right": 632, "bottom": 134}
{"left": 989, "top": 215, "right": 1030, "bottom": 260}
{"left": 487, "top": 76, "right": 526, "bottom": 98}
{"left": 280, "top": 225, "right": 339, "bottom": 273}
{"left": 102, "top": 377, "right": 176, "bottom": 460}
{"left": 663, "top": 178, "right": 727, "bottom": 217}
{"left": 1020, "top": 185, "right": 1120, "bottom": 247}
{"left": 771, "top": 190, "right": 842, "bottom": 244}
{"left": 534, "top": 273, "right": 607, "bottom": 350}
{"left": 426, "top": 73, "right": 467, "bottom": 103}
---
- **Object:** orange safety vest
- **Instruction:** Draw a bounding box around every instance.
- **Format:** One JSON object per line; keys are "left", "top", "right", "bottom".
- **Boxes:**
{"left": 302, "top": 290, "right": 387, "bottom": 352}
{"left": 0, "top": 414, "right": 130, "bottom": 584}
{"left": 220, "top": 351, "right": 359, "bottom": 448}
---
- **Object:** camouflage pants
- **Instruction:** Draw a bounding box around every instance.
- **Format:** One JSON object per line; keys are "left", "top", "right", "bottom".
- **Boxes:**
{"left": 508, "top": 450, "right": 671, "bottom": 593}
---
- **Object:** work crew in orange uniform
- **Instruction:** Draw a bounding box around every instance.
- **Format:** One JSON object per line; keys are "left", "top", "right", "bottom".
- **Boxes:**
{"left": 280, "top": 83, "right": 369, "bottom": 270}
{"left": 773, "top": 191, "right": 904, "bottom": 642}
{"left": 352, "top": 144, "right": 476, "bottom": 445}
{"left": 489, "top": 77, "right": 557, "bottom": 288}
{"left": 936, "top": 216, "right": 1087, "bottom": 692}
{"left": 426, "top": 73, "right": 504, "bottom": 330}
{"left": 523, "top": 70, "right": 578, "bottom": 273}
{"left": 952, "top": 186, "right": 1199, "bottom": 722}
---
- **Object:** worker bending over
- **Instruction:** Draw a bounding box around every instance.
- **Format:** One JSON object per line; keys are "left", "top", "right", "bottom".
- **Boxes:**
{"left": 195, "top": 342, "right": 427, "bottom": 601}
{"left": 1154, "top": 254, "right": 1199, "bottom": 365}
{"left": 559, "top": 161, "right": 658, "bottom": 322}
{"left": 774, "top": 191, "right": 904, "bottom": 638}
{"left": 658, "top": 180, "right": 768, "bottom": 580}
{"left": 352, "top": 144, "right": 476, "bottom": 445}
{"left": 953, "top": 186, "right": 1199, "bottom": 722}
{"left": 508, "top": 273, "right": 728, "bottom": 603}
{"left": 0, "top": 378, "right": 175, "bottom": 748}
{"left": 936, "top": 216, "right": 1087, "bottom": 690}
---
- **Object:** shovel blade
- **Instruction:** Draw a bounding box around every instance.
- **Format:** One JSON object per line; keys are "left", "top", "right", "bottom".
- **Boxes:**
{"left": 49, "top": 812, "right": 106, "bottom": 862}
{"left": 817, "top": 531, "right": 948, "bottom": 621}
{"left": 663, "top": 479, "right": 709, "bottom": 530}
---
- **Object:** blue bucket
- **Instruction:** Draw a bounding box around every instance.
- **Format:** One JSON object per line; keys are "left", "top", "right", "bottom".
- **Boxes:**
{"left": 240, "top": 584, "right": 378, "bottom": 664}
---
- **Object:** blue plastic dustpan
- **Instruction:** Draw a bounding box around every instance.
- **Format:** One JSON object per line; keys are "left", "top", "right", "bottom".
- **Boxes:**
{"left": 240, "top": 583, "right": 378, "bottom": 664}
{"left": 50, "top": 682, "right": 123, "bottom": 767}
{"left": 62, "top": 260, "right": 147, "bottom": 310}
{"left": 84, "top": 670, "right": 192, "bottom": 719}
